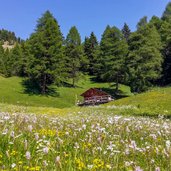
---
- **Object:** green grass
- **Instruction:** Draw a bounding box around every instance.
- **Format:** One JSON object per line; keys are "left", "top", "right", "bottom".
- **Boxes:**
{"left": 0, "top": 76, "right": 132, "bottom": 109}
{"left": 105, "top": 86, "right": 171, "bottom": 116}
{"left": 0, "top": 110, "right": 171, "bottom": 170}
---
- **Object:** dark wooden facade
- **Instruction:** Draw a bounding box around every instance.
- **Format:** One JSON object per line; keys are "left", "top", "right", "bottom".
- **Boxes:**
{"left": 79, "top": 88, "right": 113, "bottom": 105}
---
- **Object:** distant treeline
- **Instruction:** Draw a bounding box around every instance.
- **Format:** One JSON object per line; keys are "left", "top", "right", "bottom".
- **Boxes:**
{"left": 0, "top": 29, "right": 22, "bottom": 44}
{"left": 1, "top": 3, "right": 171, "bottom": 94}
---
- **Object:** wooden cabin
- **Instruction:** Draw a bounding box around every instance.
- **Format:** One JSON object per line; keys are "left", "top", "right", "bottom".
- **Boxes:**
{"left": 79, "top": 88, "right": 113, "bottom": 106}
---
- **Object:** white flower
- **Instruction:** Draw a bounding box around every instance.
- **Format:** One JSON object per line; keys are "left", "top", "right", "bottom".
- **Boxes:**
{"left": 155, "top": 167, "right": 160, "bottom": 171}
{"left": 56, "top": 156, "right": 60, "bottom": 163}
{"left": 11, "top": 163, "right": 16, "bottom": 168}
{"left": 43, "top": 160, "right": 48, "bottom": 167}
{"left": 25, "top": 151, "right": 31, "bottom": 160}
{"left": 135, "top": 166, "right": 143, "bottom": 171}
{"left": 43, "top": 147, "right": 49, "bottom": 154}
{"left": 28, "top": 125, "right": 33, "bottom": 132}
{"left": 35, "top": 133, "right": 39, "bottom": 140}
{"left": 10, "top": 131, "right": 15, "bottom": 138}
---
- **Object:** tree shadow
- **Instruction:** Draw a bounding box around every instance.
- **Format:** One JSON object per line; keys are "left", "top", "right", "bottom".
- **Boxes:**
{"left": 61, "top": 81, "right": 82, "bottom": 88}
{"left": 21, "top": 79, "right": 60, "bottom": 97}
{"left": 100, "top": 87, "right": 129, "bottom": 100}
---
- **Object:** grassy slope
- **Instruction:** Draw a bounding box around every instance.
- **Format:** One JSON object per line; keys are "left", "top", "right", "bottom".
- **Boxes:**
{"left": 0, "top": 76, "right": 131, "bottom": 109}
{"left": 105, "top": 87, "right": 171, "bottom": 116}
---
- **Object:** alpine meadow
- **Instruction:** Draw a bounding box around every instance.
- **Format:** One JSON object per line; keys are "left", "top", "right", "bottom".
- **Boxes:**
{"left": 1, "top": 1, "right": 171, "bottom": 171}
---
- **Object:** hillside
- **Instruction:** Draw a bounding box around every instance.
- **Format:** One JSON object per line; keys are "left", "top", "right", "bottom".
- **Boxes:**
{"left": 0, "top": 76, "right": 132, "bottom": 108}
{"left": 105, "top": 87, "right": 171, "bottom": 116}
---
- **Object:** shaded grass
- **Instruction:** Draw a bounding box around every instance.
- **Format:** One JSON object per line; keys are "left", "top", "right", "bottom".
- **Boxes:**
{"left": 0, "top": 76, "right": 132, "bottom": 108}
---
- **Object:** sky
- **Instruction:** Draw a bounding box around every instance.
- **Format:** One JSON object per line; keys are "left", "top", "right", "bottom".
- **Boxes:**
{"left": 0, "top": 0, "right": 170, "bottom": 41}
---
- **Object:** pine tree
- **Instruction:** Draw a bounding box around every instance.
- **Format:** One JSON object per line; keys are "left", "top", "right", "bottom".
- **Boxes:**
{"left": 65, "top": 26, "right": 83, "bottom": 87}
{"left": 8, "top": 43, "right": 23, "bottom": 76}
{"left": 27, "top": 11, "right": 65, "bottom": 94}
{"left": 137, "top": 16, "right": 148, "bottom": 30}
{"left": 127, "top": 25, "right": 162, "bottom": 92}
{"left": 99, "top": 25, "right": 128, "bottom": 91}
{"left": 159, "top": 21, "right": 171, "bottom": 84}
{"left": 122, "top": 23, "right": 131, "bottom": 42}
{"left": 149, "top": 16, "right": 163, "bottom": 31}
{"left": 83, "top": 32, "right": 99, "bottom": 75}
{"left": 0, "top": 43, "right": 5, "bottom": 75}
{"left": 162, "top": 2, "right": 171, "bottom": 22}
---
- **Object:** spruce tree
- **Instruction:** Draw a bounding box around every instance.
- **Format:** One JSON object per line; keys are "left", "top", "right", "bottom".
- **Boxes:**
{"left": 27, "top": 11, "right": 65, "bottom": 94}
{"left": 159, "top": 21, "right": 171, "bottom": 84}
{"left": 8, "top": 43, "right": 23, "bottom": 76}
{"left": 122, "top": 23, "right": 131, "bottom": 42}
{"left": 137, "top": 16, "right": 148, "bottom": 30}
{"left": 0, "top": 43, "right": 5, "bottom": 75}
{"left": 162, "top": 2, "right": 171, "bottom": 22}
{"left": 99, "top": 25, "right": 128, "bottom": 91}
{"left": 127, "top": 25, "right": 162, "bottom": 92}
{"left": 83, "top": 32, "right": 99, "bottom": 75}
{"left": 65, "top": 26, "right": 83, "bottom": 87}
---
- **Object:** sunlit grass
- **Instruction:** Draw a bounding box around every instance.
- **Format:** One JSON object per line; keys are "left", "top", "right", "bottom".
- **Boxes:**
{"left": 0, "top": 76, "right": 131, "bottom": 108}
{"left": 0, "top": 111, "right": 170, "bottom": 170}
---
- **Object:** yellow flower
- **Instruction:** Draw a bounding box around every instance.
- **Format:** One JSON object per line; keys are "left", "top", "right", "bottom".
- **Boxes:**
{"left": 75, "top": 158, "right": 85, "bottom": 170}
{"left": 106, "top": 164, "right": 111, "bottom": 169}
{"left": 11, "top": 150, "right": 17, "bottom": 156}
{"left": 93, "top": 158, "right": 104, "bottom": 169}
{"left": 29, "top": 166, "right": 41, "bottom": 171}
{"left": 18, "top": 161, "right": 23, "bottom": 165}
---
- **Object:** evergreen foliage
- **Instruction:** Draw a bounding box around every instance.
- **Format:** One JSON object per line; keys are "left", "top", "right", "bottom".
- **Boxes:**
{"left": 162, "top": 2, "right": 171, "bottom": 22}
{"left": 99, "top": 25, "right": 128, "bottom": 91}
{"left": 137, "top": 16, "right": 148, "bottom": 30}
{"left": 0, "top": 29, "right": 22, "bottom": 44}
{"left": 83, "top": 32, "right": 99, "bottom": 75}
{"left": 65, "top": 26, "right": 83, "bottom": 87}
{"left": 122, "top": 23, "right": 131, "bottom": 42}
{"left": 127, "top": 25, "right": 162, "bottom": 92}
{"left": 26, "top": 11, "right": 65, "bottom": 94}
{"left": 1, "top": 4, "right": 171, "bottom": 94}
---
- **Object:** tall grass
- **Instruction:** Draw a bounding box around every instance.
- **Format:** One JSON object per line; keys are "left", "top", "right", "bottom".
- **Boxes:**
{"left": 0, "top": 110, "right": 170, "bottom": 170}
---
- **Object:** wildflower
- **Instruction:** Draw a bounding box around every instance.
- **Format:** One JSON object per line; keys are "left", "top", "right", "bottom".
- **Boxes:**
{"left": 129, "top": 140, "right": 137, "bottom": 150}
{"left": 87, "top": 164, "right": 93, "bottom": 169}
{"left": 42, "top": 147, "right": 49, "bottom": 154}
{"left": 35, "top": 133, "right": 39, "bottom": 140}
{"left": 155, "top": 167, "right": 160, "bottom": 171}
{"left": 43, "top": 160, "right": 48, "bottom": 167}
{"left": 82, "top": 124, "right": 86, "bottom": 130}
{"left": 75, "top": 158, "right": 85, "bottom": 170}
{"left": 25, "top": 151, "right": 31, "bottom": 160}
{"left": 56, "top": 156, "right": 60, "bottom": 163}
{"left": 28, "top": 125, "right": 33, "bottom": 132}
{"left": 56, "top": 156, "right": 61, "bottom": 168}
{"left": 10, "top": 131, "right": 15, "bottom": 138}
{"left": 2, "top": 129, "right": 8, "bottom": 135}
{"left": 106, "top": 164, "right": 111, "bottom": 169}
{"left": 135, "top": 166, "right": 143, "bottom": 171}
{"left": 18, "top": 161, "right": 23, "bottom": 165}
{"left": 93, "top": 158, "right": 104, "bottom": 169}
{"left": 11, "top": 163, "right": 16, "bottom": 168}
{"left": 74, "top": 142, "right": 79, "bottom": 149}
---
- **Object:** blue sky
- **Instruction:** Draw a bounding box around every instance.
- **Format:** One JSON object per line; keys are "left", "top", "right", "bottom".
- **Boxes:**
{"left": 0, "top": 0, "right": 170, "bottom": 41}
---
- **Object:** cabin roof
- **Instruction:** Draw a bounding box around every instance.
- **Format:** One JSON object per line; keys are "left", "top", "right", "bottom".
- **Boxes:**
{"left": 80, "top": 88, "right": 110, "bottom": 97}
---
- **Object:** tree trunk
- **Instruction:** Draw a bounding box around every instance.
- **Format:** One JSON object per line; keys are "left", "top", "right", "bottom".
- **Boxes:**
{"left": 115, "top": 73, "right": 119, "bottom": 92}
{"left": 72, "top": 77, "right": 75, "bottom": 88}
{"left": 41, "top": 74, "right": 47, "bottom": 94}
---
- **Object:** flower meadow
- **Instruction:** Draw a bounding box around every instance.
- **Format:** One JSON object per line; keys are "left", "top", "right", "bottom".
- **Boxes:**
{"left": 0, "top": 111, "right": 171, "bottom": 171}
